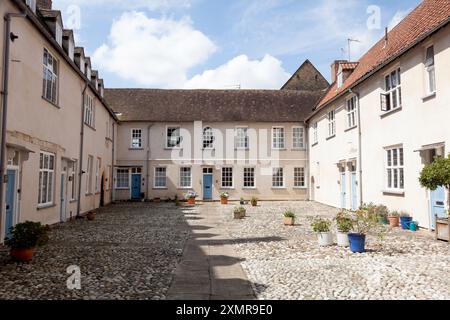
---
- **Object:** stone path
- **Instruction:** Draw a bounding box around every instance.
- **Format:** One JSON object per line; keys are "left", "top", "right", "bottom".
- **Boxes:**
{"left": 167, "top": 204, "right": 255, "bottom": 300}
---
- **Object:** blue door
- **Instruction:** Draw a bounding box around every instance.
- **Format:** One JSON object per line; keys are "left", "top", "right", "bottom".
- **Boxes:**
{"left": 430, "top": 186, "right": 446, "bottom": 229}
{"left": 351, "top": 172, "right": 358, "bottom": 210}
{"left": 5, "top": 170, "right": 16, "bottom": 239}
{"left": 340, "top": 172, "right": 346, "bottom": 209}
{"left": 203, "top": 174, "right": 213, "bottom": 200}
{"left": 60, "top": 174, "right": 66, "bottom": 222}
{"left": 131, "top": 174, "right": 141, "bottom": 199}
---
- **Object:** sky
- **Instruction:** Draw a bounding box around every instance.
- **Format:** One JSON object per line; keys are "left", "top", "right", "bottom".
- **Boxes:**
{"left": 52, "top": 0, "right": 422, "bottom": 89}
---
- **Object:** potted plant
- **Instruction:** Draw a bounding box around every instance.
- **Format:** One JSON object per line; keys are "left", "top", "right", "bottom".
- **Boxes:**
{"left": 5, "top": 221, "right": 49, "bottom": 262}
{"left": 348, "top": 209, "right": 387, "bottom": 253}
{"left": 220, "top": 192, "right": 229, "bottom": 205}
{"left": 335, "top": 211, "right": 352, "bottom": 247}
{"left": 233, "top": 206, "right": 246, "bottom": 219}
{"left": 184, "top": 191, "right": 198, "bottom": 205}
{"left": 240, "top": 197, "right": 245, "bottom": 205}
{"left": 86, "top": 211, "right": 96, "bottom": 221}
{"left": 310, "top": 216, "right": 333, "bottom": 246}
{"left": 388, "top": 210, "right": 400, "bottom": 227}
{"left": 400, "top": 211, "right": 413, "bottom": 230}
{"left": 251, "top": 197, "right": 258, "bottom": 207}
{"left": 283, "top": 211, "right": 296, "bottom": 226}
{"left": 374, "top": 205, "right": 389, "bottom": 225}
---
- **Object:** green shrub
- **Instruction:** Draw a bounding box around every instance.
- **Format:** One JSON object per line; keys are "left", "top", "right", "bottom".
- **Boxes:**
{"left": 335, "top": 211, "right": 353, "bottom": 233}
{"left": 5, "top": 221, "right": 49, "bottom": 249}
{"left": 284, "top": 210, "right": 296, "bottom": 219}
{"left": 310, "top": 216, "right": 332, "bottom": 233}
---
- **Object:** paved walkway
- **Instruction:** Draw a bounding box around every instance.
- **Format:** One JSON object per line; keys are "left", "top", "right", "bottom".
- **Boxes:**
{"left": 167, "top": 203, "right": 255, "bottom": 300}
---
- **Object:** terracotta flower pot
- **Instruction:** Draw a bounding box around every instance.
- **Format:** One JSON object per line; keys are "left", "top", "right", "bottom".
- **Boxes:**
{"left": 10, "top": 248, "right": 34, "bottom": 262}
{"left": 87, "top": 212, "right": 96, "bottom": 221}
{"left": 221, "top": 197, "right": 228, "bottom": 205}
{"left": 188, "top": 197, "right": 196, "bottom": 205}
{"left": 388, "top": 216, "right": 400, "bottom": 227}
{"left": 284, "top": 217, "right": 295, "bottom": 226}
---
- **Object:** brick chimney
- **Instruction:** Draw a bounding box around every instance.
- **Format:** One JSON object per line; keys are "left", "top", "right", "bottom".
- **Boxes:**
{"left": 37, "top": 0, "right": 52, "bottom": 10}
{"left": 330, "top": 60, "right": 347, "bottom": 83}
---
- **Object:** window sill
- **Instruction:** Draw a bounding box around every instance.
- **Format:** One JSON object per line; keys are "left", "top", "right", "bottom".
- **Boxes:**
{"left": 382, "top": 189, "right": 405, "bottom": 196}
{"left": 178, "top": 187, "right": 193, "bottom": 190}
{"left": 380, "top": 106, "right": 402, "bottom": 119}
{"left": 272, "top": 148, "right": 287, "bottom": 151}
{"left": 153, "top": 187, "right": 168, "bottom": 190}
{"left": 272, "top": 187, "right": 287, "bottom": 190}
{"left": 69, "top": 199, "right": 77, "bottom": 203}
{"left": 221, "top": 187, "right": 235, "bottom": 190}
{"left": 312, "top": 142, "right": 318, "bottom": 147}
{"left": 37, "top": 203, "right": 56, "bottom": 210}
{"left": 85, "top": 193, "right": 94, "bottom": 197}
{"left": 202, "top": 148, "right": 215, "bottom": 151}
{"left": 422, "top": 92, "right": 436, "bottom": 101}
{"left": 129, "top": 148, "right": 144, "bottom": 151}
{"left": 84, "top": 123, "right": 96, "bottom": 131}
{"left": 293, "top": 187, "right": 308, "bottom": 190}
{"left": 242, "top": 187, "right": 257, "bottom": 190}
{"left": 326, "top": 134, "right": 336, "bottom": 141}
{"left": 115, "top": 188, "right": 130, "bottom": 190}
{"left": 291, "top": 148, "right": 306, "bottom": 151}
{"left": 344, "top": 126, "right": 357, "bottom": 132}
{"left": 165, "top": 147, "right": 182, "bottom": 150}
{"left": 235, "top": 148, "right": 250, "bottom": 151}
{"left": 42, "top": 96, "right": 60, "bottom": 109}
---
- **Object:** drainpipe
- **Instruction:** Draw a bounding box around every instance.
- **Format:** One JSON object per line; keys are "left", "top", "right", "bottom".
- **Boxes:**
{"left": 304, "top": 121, "right": 311, "bottom": 201}
{"left": 0, "top": 12, "right": 27, "bottom": 233}
{"left": 145, "top": 124, "right": 153, "bottom": 200}
{"left": 349, "top": 89, "right": 364, "bottom": 207}
{"left": 76, "top": 81, "right": 89, "bottom": 218}
{"left": 111, "top": 121, "right": 115, "bottom": 202}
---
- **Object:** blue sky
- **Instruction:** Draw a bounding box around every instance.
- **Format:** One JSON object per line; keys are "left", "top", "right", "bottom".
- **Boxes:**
{"left": 52, "top": 0, "right": 421, "bottom": 89}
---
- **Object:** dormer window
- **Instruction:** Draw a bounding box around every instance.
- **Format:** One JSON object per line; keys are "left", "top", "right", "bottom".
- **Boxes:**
{"left": 425, "top": 45, "right": 436, "bottom": 94}
{"left": 26, "top": 0, "right": 37, "bottom": 13}
{"left": 68, "top": 39, "right": 74, "bottom": 60}
{"left": 86, "top": 65, "right": 91, "bottom": 79}
{"left": 79, "top": 57, "right": 85, "bottom": 74}
{"left": 337, "top": 71, "right": 343, "bottom": 88}
{"left": 55, "top": 21, "right": 63, "bottom": 46}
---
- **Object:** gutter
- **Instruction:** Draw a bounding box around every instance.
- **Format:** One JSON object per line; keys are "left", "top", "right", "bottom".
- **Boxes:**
{"left": 76, "top": 81, "right": 89, "bottom": 218}
{"left": 0, "top": 11, "right": 27, "bottom": 237}
{"left": 145, "top": 124, "right": 153, "bottom": 200}
{"left": 111, "top": 121, "right": 115, "bottom": 202}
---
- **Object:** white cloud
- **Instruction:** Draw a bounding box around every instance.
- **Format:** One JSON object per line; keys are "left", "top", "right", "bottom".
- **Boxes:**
{"left": 52, "top": 0, "right": 191, "bottom": 11}
{"left": 388, "top": 9, "right": 412, "bottom": 31}
{"left": 184, "top": 54, "right": 290, "bottom": 89}
{"left": 92, "top": 12, "right": 216, "bottom": 87}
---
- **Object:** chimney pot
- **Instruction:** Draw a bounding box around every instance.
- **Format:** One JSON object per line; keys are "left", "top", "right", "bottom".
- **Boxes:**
{"left": 37, "top": 0, "right": 52, "bottom": 10}
{"left": 330, "top": 60, "right": 347, "bottom": 83}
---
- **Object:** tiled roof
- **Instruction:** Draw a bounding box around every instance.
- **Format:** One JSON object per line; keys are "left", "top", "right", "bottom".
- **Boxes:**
{"left": 317, "top": 0, "right": 450, "bottom": 110}
{"left": 105, "top": 89, "right": 324, "bottom": 122}
{"left": 340, "top": 62, "right": 359, "bottom": 70}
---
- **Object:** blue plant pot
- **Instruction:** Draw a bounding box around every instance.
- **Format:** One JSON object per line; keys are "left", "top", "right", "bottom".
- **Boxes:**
{"left": 348, "top": 233, "right": 366, "bottom": 253}
{"left": 400, "top": 217, "right": 413, "bottom": 230}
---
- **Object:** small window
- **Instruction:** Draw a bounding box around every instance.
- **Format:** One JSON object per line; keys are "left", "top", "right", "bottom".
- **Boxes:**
{"left": 312, "top": 122, "right": 318, "bottom": 144}
{"left": 116, "top": 168, "right": 129, "bottom": 189}
{"left": 70, "top": 161, "right": 77, "bottom": 200}
{"left": 154, "top": 167, "right": 167, "bottom": 188}
{"left": 131, "top": 167, "right": 142, "bottom": 174}
{"left": 272, "top": 127, "right": 285, "bottom": 149}
{"left": 167, "top": 127, "right": 181, "bottom": 148}
{"left": 55, "top": 22, "right": 63, "bottom": 45}
{"left": 327, "top": 110, "right": 336, "bottom": 137}
{"left": 292, "top": 127, "right": 305, "bottom": 149}
{"left": 347, "top": 96, "right": 357, "bottom": 128}
{"left": 38, "top": 151, "right": 55, "bottom": 205}
{"left": 294, "top": 167, "right": 305, "bottom": 188}
{"left": 272, "top": 168, "right": 284, "bottom": 188}
{"left": 179, "top": 167, "right": 192, "bottom": 188}
{"left": 42, "top": 48, "right": 58, "bottom": 104}
{"left": 131, "top": 129, "right": 143, "bottom": 149}
{"left": 203, "top": 127, "right": 214, "bottom": 149}
{"left": 94, "top": 158, "right": 101, "bottom": 193}
{"left": 221, "top": 167, "right": 233, "bottom": 188}
{"left": 235, "top": 127, "right": 249, "bottom": 149}
{"left": 86, "top": 155, "right": 93, "bottom": 194}
{"left": 425, "top": 46, "right": 436, "bottom": 94}
{"left": 381, "top": 68, "right": 402, "bottom": 112}
{"left": 243, "top": 168, "right": 255, "bottom": 188}
{"left": 84, "top": 95, "right": 95, "bottom": 127}
{"left": 386, "top": 147, "right": 404, "bottom": 191}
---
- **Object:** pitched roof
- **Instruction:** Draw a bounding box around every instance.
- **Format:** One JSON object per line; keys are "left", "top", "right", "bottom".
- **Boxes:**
{"left": 281, "top": 60, "right": 329, "bottom": 91}
{"left": 316, "top": 0, "right": 450, "bottom": 111}
{"left": 340, "top": 62, "right": 359, "bottom": 70}
{"left": 105, "top": 89, "right": 324, "bottom": 122}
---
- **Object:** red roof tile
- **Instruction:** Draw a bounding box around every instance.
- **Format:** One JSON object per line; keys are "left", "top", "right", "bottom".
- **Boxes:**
{"left": 316, "top": 0, "right": 450, "bottom": 110}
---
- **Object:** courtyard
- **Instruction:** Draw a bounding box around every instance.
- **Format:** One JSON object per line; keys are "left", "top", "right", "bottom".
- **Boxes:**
{"left": 0, "top": 201, "right": 449, "bottom": 300}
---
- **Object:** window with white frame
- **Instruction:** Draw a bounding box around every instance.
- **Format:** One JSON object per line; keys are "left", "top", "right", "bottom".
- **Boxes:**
{"left": 38, "top": 152, "right": 55, "bottom": 205}
{"left": 154, "top": 167, "right": 167, "bottom": 188}
{"left": 235, "top": 127, "right": 249, "bottom": 149}
{"left": 294, "top": 167, "right": 305, "bottom": 188}
{"left": 272, "top": 168, "right": 284, "bottom": 188}
{"left": 131, "top": 129, "right": 142, "bottom": 149}
{"left": 179, "top": 167, "right": 192, "bottom": 188}
{"left": 381, "top": 68, "right": 402, "bottom": 112}
{"left": 86, "top": 155, "right": 93, "bottom": 194}
{"left": 202, "top": 127, "right": 214, "bottom": 149}
{"left": 272, "top": 127, "right": 285, "bottom": 149}
{"left": 425, "top": 45, "right": 436, "bottom": 94}
{"left": 167, "top": 127, "right": 181, "bottom": 148}
{"left": 43, "top": 48, "right": 58, "bottom": 104}
{"left": 327, "top": 110, "right": 336, "bottom": 137}
{"left": 116, "top": 168, "right": 129, "bottom": 189}
{"left": 313, "top": 122, "right": 318, "bottom": 144}
{"left": 292, "top": 127, "right": 305, "bottom": 149}
{"left": 221, "top": 167, "right": 233, "bottom": 188}
{"left": 243, "top": 168, "right": 255, "bottom": 188}
{"left": 84, "top": 95, "right": 95, "bottom": 127}
{"left": 386, "top": 147, "right": 404, "bottom": 191}
{"left": 347, "top": 96, "right": 357, "bottom": 128}
{"left": 70, "top": 161, "right": 77, "bottom": 200}
{"left": 95, "top": 158, "right": 101, "bottom": 193}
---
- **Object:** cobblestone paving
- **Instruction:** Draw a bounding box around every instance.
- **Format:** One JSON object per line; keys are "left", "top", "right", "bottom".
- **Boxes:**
{"left": 221, "top": 201, "right": 450, "bottom": 300}
{"left": 0, "top": 203, "right": 190, "bottom": 300}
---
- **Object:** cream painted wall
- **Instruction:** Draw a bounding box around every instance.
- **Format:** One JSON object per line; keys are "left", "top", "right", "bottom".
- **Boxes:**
{"left": 115, "top": 121, "right": 308, "bottom": 201}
